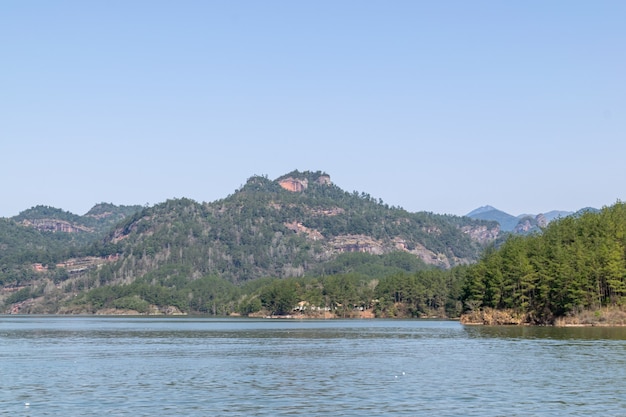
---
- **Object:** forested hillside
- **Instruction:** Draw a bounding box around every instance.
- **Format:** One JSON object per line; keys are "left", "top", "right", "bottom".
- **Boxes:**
{"left": 1, "top": 170, "right": 497, "bottom": 315}
{"left": 14, "top": 203, "right": 143, "bottom": 238}
{"left": 95, "top": 171, "right": 497, "bottom": 284}
{"left": 0, "top": 203, "right": 142, "bottom": 287}
{"left": 461, "top": 202, "right": 626, "bottom": 324}
{"left": 0, "top": 217, "right": 73, "bottom": 272}
{"left": 65, "top": 255, "right": 468, "bottom": 318}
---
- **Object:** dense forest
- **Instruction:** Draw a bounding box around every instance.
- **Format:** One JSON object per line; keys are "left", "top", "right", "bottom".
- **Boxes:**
{"left": 462, "top": 203, "right": 626, "bottom": 324}
{"left": 0, "top": 203, "right": 142, "bottom": 287}
{"left": 63, "top": 252, "right": 467, "bottom": 318}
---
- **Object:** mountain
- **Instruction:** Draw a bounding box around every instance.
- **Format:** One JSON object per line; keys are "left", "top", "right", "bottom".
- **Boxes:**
{"left": 572, "top": 207, "right": 601, "bottom": 217}
{"left": 100, "top": 171, "right": 498, "bottom": 281}
{"left": 1, "top": 170, "right": 499, "bottom": 314}
{"left": 0, "top": 203, "right": 141, "bottom": 268}
{"left": 541, "top": 210, "right": 573, "bottom": 222}
{"left": 466, "top": 206, "right": 520, "bottom": 232}
{"left": 465, "top": 205, "right": 499, "bottom": 217}
{"left": 467, "top": 206, "right": 576, "bottom": 233}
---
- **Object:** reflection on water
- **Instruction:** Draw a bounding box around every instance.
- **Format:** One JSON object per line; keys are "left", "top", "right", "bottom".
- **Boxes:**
{"left": 464, "top": 323, "right": 626, "bottom": 340}
{"left": 1, "top": 317, "right": 625, "bottom": 416}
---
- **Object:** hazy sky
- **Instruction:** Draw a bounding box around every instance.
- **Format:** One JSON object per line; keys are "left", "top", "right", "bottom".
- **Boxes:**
{"left": 2, "top": 1, "right": 624, "bottom": 218}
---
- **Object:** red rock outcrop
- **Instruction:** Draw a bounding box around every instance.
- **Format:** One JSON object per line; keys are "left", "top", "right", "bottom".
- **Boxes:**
{"left": 279, "top": 178, "right": 308, "bottom": 192}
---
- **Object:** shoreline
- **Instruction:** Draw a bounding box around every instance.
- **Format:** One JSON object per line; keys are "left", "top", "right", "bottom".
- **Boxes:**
{"left": 460, "top": 307, "right": 626, "bottom": 327}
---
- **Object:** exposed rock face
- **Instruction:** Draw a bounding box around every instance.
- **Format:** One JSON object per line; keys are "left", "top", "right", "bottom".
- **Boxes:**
{"left": 32, "top": 263, "right": 47, "bottom": 272}
{"left": 410, "top": 243, "right": 451, "bottom": 268}
{"left": 422, "top": 226, "right": 441, "bottom": 235}
{"left": 393, "top": 238, "right": 451, "bottom": 268}
{"left": 279, "top": 177, "right": 308, "bottom": 192}
{"left": 308, "top": 207, "right": 344, "bottom": 217}
{"left": 514, "top": 218, "right": 534, "bottom": 233}
{"left": 535, "top": 213, "right": 548, "bottom": 228}
{"left": 84, "top": 211, "right": 114, "bottom": 220}
{"left": 21, "top": 219, "right": 92, "bottom": 233}
{"left": 315, "top": 175, "right": 331, "bottom": 185}
{"left": 278, "top": 174, "right": 331, "bottom": 192}
{"left": 330, "top": 235, "right": 385, "bottom": 255}
{"left": 461, "top": 224, "right": 500, "bottom": 244}
{"left": 284, "top": 221, "right": 324, "bottom": 241}
{"left": 513, "top": 214, "right": 547, "bottom": 234}
{"left": 31, "top": 255, "right": 120, "bottom": 274}
{"left": 327, "top": 235, "right": 465, "bottom": 268}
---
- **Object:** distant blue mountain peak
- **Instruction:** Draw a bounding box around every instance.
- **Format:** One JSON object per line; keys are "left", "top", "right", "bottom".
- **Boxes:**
{"left": 465, "top": 205, "right": 499, "bottom": 217}
{"left": 466, "top": 205, "right": 581, "bottom": 233}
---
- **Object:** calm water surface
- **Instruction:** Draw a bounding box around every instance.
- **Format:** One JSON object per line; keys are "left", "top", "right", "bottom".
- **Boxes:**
{"left": 1, "top": 317, "right": 625, "bottom": 416}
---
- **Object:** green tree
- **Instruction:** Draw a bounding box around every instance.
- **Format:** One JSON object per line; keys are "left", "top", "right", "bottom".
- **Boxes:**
{"left": 260, "top": 279, "right": 298, "bottom": 315}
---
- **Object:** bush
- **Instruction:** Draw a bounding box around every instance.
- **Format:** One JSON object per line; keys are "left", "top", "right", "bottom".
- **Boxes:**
{"left": 5, "top": 287, "right": 33, "bottom": 305}
{"left": 112, "top": 295, "right": 150, "bottom": 313}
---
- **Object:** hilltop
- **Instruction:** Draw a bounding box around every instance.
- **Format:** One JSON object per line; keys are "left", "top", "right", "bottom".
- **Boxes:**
{"left": 12, "top": 203, "right": 143, "bottom": 240}
{"left": 0, "top": 203, "right": 142, "bottom": 269}
{"left": 100, "top": 170, "right": 498, "bottom": 281}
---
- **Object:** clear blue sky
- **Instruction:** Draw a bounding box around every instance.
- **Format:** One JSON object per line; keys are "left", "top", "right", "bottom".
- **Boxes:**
{"left": 2, "top": 1, "right": 624, "bottom": 218}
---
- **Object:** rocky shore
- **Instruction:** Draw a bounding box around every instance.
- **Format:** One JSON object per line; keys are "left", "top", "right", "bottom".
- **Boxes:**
{"left": 460, "top": 307, "right": 626, "bottom": 326}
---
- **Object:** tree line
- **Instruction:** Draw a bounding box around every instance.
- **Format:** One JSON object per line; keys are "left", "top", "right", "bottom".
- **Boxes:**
{"left": 66, "top": 262, "right": 465, "bottom": 318}
{"left": 461, "top": 203, "right": 626, "bottom": 323}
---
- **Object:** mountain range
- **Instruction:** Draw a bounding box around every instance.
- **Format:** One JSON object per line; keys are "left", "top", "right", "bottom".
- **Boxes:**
{"left": 465, "top": 205, "right": 584, "bottom": 233}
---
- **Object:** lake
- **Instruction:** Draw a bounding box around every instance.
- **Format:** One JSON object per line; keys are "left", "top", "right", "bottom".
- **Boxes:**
{"left": 1, "top": 317, "right": 625, "bottom": 416}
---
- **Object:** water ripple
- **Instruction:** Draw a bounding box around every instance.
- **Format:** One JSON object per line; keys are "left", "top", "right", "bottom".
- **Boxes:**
{"left": 2, "top": 318, "right": 625, "bottom": 416}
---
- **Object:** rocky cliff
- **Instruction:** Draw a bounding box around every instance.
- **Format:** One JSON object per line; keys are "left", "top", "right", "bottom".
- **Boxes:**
{"left": 20, "top": 218, "right": 93, "bottom": 234}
